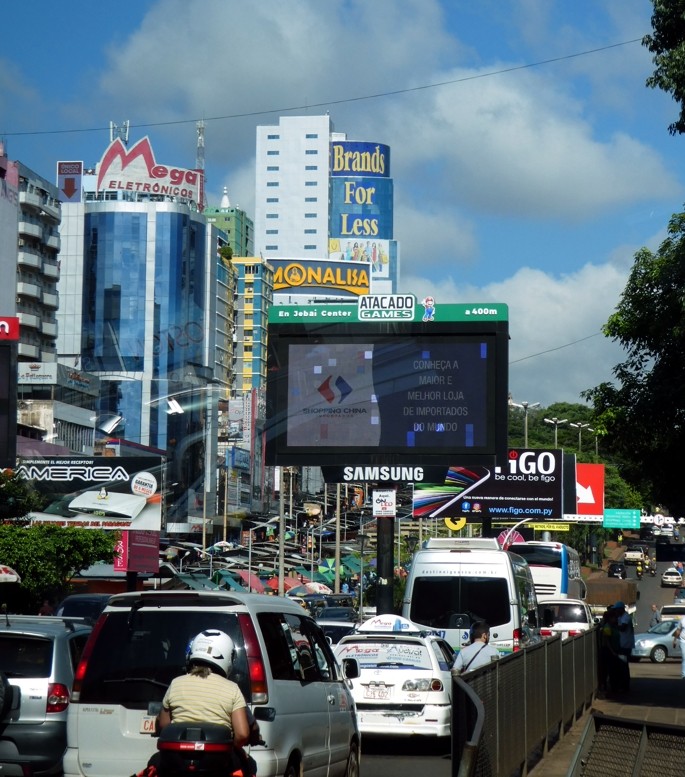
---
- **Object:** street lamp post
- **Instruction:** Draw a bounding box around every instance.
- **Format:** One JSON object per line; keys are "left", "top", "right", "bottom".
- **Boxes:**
{"left": 358, "top": 533, "right": 368, "bottom": 625}
{"left": 587, "top": 427, "right": 599, "bottom": 459}
{"left": 570, "top": 422, "right": 591, "bottom": 452}
{"left": 511, "top": 400, "right": 540, "bottom": 447}
{"left": 544, "top": 416, "right": 568, "bottom": 448}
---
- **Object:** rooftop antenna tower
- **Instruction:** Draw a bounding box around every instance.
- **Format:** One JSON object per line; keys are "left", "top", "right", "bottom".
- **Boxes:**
{"left": 110, "top": 121, "right": 130, "bottom": 145}
{"left": 196, "top": 119, "right": 205, "bottom": 172}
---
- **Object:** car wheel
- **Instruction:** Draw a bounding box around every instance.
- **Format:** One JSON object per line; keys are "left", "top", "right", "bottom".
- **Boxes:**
{"left": 344, "top": 742, "right": 360, "bottom": 777}
{"left": 650, "top": 645, "right": 668, "bottom": 664}
{"left": 0, "top": 672, "right": 12, "bottom": 719}
{"left": 283, "top": 757, "right": 300, "bottom": 777}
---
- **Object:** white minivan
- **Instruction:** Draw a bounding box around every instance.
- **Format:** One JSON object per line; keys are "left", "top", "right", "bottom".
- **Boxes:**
{"left": 402, "top": 537, "right": 541, "bottom": 655}
{"left": 64, "top": 590, "right": 360, "bottom": 777}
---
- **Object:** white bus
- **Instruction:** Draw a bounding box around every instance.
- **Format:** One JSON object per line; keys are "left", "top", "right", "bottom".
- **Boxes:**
{"left": 507, "top": 541, "right": 586, "bottom": 602}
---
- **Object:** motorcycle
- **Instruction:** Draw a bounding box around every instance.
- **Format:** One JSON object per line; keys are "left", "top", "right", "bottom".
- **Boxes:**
{"left": 636, "top": 565, "right": 643, "bottom": 580}
{"left": 650, "top": 565, "right": 657, "bottom": 577}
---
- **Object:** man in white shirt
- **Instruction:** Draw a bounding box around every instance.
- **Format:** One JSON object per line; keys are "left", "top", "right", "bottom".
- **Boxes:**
{"left": 453, "top": 622, "right": 500, "bottom": 674}
{"left": 672, "top": 613, "right": 685, "bottom": 678}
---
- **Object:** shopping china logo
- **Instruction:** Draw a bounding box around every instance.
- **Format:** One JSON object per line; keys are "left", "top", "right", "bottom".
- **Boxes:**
{"left": 317, "top": 375, "right": 353, "bottom": 404}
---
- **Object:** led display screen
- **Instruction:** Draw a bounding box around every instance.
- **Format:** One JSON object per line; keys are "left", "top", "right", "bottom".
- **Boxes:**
{"left": 265, "top": 299, "right": 509, "bottom": 468}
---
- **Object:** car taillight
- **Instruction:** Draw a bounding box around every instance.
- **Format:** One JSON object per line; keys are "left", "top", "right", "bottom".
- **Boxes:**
{"left": 540, "top": 628, "right": 553, "bottom": 637}
{"left": 238, "top": 613, "right": 268, "bottom": 704}
{"left": 513, "top": 627, "right": 521, "bottom": 652}
{"left": 71, "top": 612, "right": 107, "bottom": 701}
{"left": 47, "top": 682, "right": 70, "bottom": 713}
{"left": 568, "top": 630, "right": 583, "bottom": 637}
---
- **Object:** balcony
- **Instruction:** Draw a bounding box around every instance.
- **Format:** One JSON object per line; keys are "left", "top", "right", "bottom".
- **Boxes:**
{"left": 18, "top": 313, "right": 40, "bottom": 331}
{"left": 45, "top": 233, "right": 60, "bottom": 251}
{"left": 18, "top": 220, "right": 43, "bottom": 240}
{"left": 42, "top": 291, "right": 59, "bottom": 309}
{"left": 40, "top": 201, "right": 60, "bottom": 221}
{"left": 17, "top": 248, "right": 42, "bottom": 270}
{"left": 17, "top": 281, "right": 41, "bottom": 301}
{"left": 42, "top": 320, "right": 57, "bottom": 337}
{"left": 19, "top": 189, "right": 42, "bottom": 210}
{"left": 18, "top": 342, "right": 40, "bottom": 359}
{"left": 42, "top": 261, "right": 60, "bottom": 280}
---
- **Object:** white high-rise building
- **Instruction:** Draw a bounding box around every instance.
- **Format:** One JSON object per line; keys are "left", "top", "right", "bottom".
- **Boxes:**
{"left": 255, "top": 115, "right": 341, "bottom": 258}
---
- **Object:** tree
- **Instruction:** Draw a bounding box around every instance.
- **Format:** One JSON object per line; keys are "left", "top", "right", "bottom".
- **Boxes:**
{"left": 0, "top": 524, "right": 117, "bottom": 613}
{"left": 583, "top": 210, "right": 685, "bottom": 515}
{"left": 0, "top": 470, "right": 42, "bottom": 520}
{"left": 643, "top": 0, "right": 685, "bottom": 135}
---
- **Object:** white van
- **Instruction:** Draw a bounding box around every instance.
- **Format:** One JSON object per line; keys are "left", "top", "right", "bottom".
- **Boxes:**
{"left": 402, "top": 537, "right": 541, "bottom": 654}
{"left": 64, "top": 590, "right": 360, "bottom": 777}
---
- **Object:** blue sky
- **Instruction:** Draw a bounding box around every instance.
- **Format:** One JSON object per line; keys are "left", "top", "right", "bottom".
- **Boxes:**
{"left": 1, "top": 0, "right": 680, "bottom": 407}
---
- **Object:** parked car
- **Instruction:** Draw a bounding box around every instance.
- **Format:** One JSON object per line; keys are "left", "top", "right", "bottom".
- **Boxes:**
{"left": 661, "top": 567, "right": 683, "bottom": 587}
{"left": 55, "top": 593, "right": 111, "bottom": 623}
{"left": 632, "top": 619, "right": 682, "bottom": 663}
{"left": 538, "top": 599, "right": 597, "bottom": 640}
{"left": 317, "top": 620, "right": 358, "bottom": 646}
{"left": 334, "top": 614, "right": 455, "bottom": 738}
{"left": 608, "top": 562, "right": 627, "bottom": 579}
{"left": 316, "top": 606, "right": 358, "bottom": 622}
{"left": 0, "top": 615, "right": 92, "bottom": 776}
{"left": 63, "top": 590, "right": 360, "bottom": 777}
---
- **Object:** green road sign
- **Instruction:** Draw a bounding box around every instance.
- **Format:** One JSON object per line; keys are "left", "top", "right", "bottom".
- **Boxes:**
{"left": 603, "top": 508, "right": 641, "bottom": 529}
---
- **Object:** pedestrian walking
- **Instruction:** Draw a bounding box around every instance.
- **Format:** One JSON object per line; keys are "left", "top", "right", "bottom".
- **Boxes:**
{"left": 613, "top": 601, "right": 635, "bottom": 691}
{"left": 649, "top": 603, "right": 661, "bottom": 628}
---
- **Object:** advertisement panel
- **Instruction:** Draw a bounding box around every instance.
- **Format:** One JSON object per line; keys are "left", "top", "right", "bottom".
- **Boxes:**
{"left": 19, "top": 456, "right": 163, "bottom": 531}
{"left": 0, "top": 345, "right": 17, "bottom": 468}
{"left": 328, "top": 237, "right": 394, "bottom": 279}
{"left": 271, "top": 257, "right": 370, "bottom": 298}
{"left": 328, "top": 177, "right": 394, "bottom": 240}
{"left": 329, "top": 141, "right": 391, "bottom": 178}
{"left": 96, "top": 136, "right": 203, "bottom": 205}
{"left": 564, "top": 462, "right": 605, "bottom": 521}
{"left": 114, "top": 530, "right": 160, "bottom": 573}
{"left": 56, "top": 161, "right": 83, "bottom": 203}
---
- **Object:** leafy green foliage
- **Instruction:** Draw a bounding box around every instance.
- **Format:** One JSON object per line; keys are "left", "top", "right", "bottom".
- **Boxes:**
{"left": 0, "top": 524, "right": 116, "bottom": 612}
{"left": 583, "top": 211, "right": 685, "bottom": 514}
{"left": 643, "top": 0, "right": 685, "bottom": 135}
{"left": 0, "top": 470, "right": 43, "bottom": 520}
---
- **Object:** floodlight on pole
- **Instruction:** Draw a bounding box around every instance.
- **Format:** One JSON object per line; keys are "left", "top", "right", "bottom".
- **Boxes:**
{"left": 511, "top": 400, "right": 540, "bottom": 447}
{"left": 569, "top": 422, "right": 591, "bottom": 452}
{"left": 543, "top": 417, "right": 567, "bottom": 448}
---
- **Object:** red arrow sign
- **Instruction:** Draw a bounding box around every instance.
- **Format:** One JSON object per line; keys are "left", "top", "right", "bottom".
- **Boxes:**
{"left": 61, "top": 177, "right": 77, "bottom": 199}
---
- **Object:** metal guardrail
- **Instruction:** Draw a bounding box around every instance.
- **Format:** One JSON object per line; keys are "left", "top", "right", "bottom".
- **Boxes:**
{"left": 452, "top": 629, "right": 598, "bottom": 777}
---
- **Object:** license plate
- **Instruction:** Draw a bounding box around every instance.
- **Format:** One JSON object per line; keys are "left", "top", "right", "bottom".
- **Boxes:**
{"left": 364, "top": 686, "right": 390, "bottom": 700}
{"left": 140, "top": 715, "right": 157, "bottom": 734}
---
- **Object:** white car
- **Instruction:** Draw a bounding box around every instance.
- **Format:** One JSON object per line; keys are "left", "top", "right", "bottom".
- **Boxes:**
{"left": 661, "top": 568, "right": 683, "bottom": 587}
{"left": 334, "top": 614, "right": 455, "bottom": 738}
{"left": 537, "top": 599, "right": 596, "bottom": 640}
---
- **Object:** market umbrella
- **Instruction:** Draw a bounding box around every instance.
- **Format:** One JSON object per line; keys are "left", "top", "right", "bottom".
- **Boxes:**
{"left": 266, "top": 576, "right": 302, "bottom": 592}
{"left": 234, "top": 569, "right": 265, "bottom": 593}
{"left": 289, "top": 582, "right": 333, "bottom": 596}
{"left": 0, "top": 566, "right": 20, "bottom": 583}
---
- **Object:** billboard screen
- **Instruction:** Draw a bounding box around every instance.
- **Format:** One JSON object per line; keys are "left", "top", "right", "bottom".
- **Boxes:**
{"left": 0, "top": 344, "right": 17, "bottom": 469}
{"left": 19, "top": 456, "right": 164, "bottom": 531}
{"left": 271, "top": 257, "right": 370, "bottom": 298}
{"left": 265, "top": 297, "right": 509, "bottom": 468}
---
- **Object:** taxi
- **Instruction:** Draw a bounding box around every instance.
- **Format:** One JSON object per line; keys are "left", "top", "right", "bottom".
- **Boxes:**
{"left": 334, "top": 614, "right": 455, "bottom": 738}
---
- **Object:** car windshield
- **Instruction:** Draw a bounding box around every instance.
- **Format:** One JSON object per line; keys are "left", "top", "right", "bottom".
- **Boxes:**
{"left": 649, "top": 620, "right": 676, "bottom": 635}
{"left": 77, "top": 610, "right": 250, "bottom": 708}
{"left": 0, "top": 635, "right": 53, "bottom": 678}
{"left": 336, "top": 638, "right": 434, "bottom": 670}
{"left": 539, "top": 603, "right": 588, "bottom": 625}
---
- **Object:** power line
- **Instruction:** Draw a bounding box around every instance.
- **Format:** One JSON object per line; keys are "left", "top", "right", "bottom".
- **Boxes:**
{"left": 510, "top": 332, "right": 603, "bottom": 365}
{"left": 1, "top": 38, "right": 643, "bottom": 138}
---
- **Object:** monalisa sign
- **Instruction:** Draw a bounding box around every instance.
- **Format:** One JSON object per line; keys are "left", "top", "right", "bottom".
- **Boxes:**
{"left": 271, "top": 258, "right": 370, "bottom": 297}
{"left": 96, "top": 137, "right": 204, "bottom": 204}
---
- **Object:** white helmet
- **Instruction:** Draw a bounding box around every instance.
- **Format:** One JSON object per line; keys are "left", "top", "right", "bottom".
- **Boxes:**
{"left": 187, "top": 630, "right": 235, "bottom": 676}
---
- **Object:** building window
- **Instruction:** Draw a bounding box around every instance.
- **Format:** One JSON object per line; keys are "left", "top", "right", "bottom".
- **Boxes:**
{"left": 266, "top": 166, "right": 279, "bottom": 171}
{"left": 266, "top": 213, "right": 279, "bottom": 219}
{"left": 304, "top": 197, "right": 317, "bottom": 202}
{"left": 305, "top": 133, "right": 318, "bottom": 138}
{"left": 266, "top": 197, "right": 279, "bottom": 202}
{"left": 265, "top": 245, "right": 278, "bottom": 250}
{"left": 267, "top": 134, "right": 280, "bottom": 139}
{"left": 305, "top": 165, "right": 318, "bottom": 170}
{"left": 266, "top": 229, "right": 278, "bottom": 234}
{"left": 304, "top": 244, "right": 317, "bottom": 249}
{"left": 305, "top": 181, "right": 317, "bottom": 187}
{"left": 304, "top": 229, "right": 317, "bottom": 234}
{"left": 266, "top": 181, "right": 279, "bottom": 187}
{"left": 305, "top": 149, "right": 318, "bottom": 155}
{"left": 267, "top": 150, "right": 279, "bottom": 156}
{"left": 304, "top": 213, "right": 316, "bottom": 218}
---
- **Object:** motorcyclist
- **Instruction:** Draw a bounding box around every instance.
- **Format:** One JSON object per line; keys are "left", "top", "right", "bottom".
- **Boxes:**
{"left": 636, "top": 560, "right": 644, "bottom": 579}
{"left": 157, "top": 630, "right": 250, "bottom": 744}
{"left": 649, "top": 557, "right": 657, "bottom": 576}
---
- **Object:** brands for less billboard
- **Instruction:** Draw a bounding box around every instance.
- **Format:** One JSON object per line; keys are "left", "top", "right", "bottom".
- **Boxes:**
{"left": 19, "top": 456, "right": 163, "bottom": 531}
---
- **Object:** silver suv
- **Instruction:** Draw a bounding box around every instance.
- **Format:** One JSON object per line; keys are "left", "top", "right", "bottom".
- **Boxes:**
{"left": 0, "top": 615, "right": 92, "bottom": 776}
